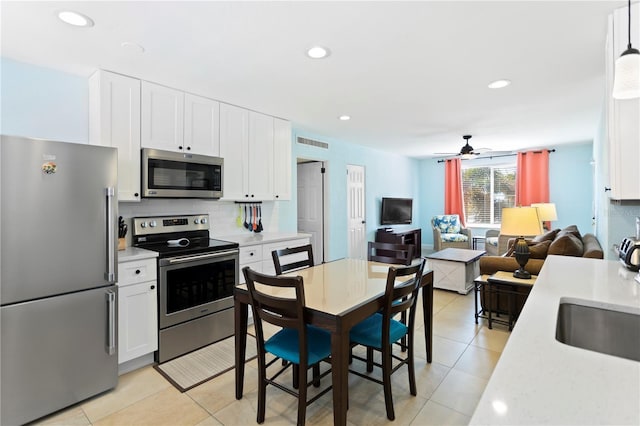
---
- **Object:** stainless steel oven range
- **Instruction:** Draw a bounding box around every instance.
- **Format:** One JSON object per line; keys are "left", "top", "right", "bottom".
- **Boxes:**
{"left": 132, "top": 214, "right": 239, "bottom": 363}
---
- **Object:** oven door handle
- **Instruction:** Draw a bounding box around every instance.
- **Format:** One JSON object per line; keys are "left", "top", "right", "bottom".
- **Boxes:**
{"left": 162, "top": 249, "right": 239, "bottom": 265}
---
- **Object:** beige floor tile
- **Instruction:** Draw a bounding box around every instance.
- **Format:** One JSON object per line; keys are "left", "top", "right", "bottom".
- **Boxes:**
{"left": 414, "top": 331, "right": 467, "bottom": 368}
{"left": 430, "top": 369, "right": 489, "bottom": 416}
{"left": 81, "top": 365, "right": 171, "bottom": 423}
{"left": 470, "top": 325, "right": 511, "bottom": 353}
{"left": 32, "top": 406, "right": 91, "bottom": 426}
{"left": 187, "top": 363, "right": 260, "bottom": 415}
{"left": 411, "top": 400, "right": 471, "bottom": 426}
{"left": 93, "top": 387, "right": 209, "bottom": 426}
{"left": 432, "top": 315, "right": 482, "bottom": 345}
{"left": 452, "top": 345, "right": 501, "bottom": 380}
{"left": 194, "top": 416, "right": 223, "bottom": 426}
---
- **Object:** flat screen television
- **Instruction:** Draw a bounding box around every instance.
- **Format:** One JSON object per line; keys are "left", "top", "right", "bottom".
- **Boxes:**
{"left": 380, "top": 197, "right": 413, "bottom": 225}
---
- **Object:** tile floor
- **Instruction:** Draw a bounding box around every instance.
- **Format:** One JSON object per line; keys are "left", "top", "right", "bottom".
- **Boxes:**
{"left": 34, "top": 289, "right": 510, "bottom": 426}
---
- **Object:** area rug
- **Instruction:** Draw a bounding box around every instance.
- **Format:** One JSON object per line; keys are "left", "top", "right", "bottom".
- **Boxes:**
{"left": 155, "top": 335, "right": 257, "bottom": 392}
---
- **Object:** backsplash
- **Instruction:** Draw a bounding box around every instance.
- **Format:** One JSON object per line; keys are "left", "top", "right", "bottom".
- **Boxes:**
{"left": 118, "top": 199, "right": 280, "bottom": 246}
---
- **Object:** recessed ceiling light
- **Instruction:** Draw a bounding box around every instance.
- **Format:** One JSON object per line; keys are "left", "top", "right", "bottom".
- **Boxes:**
{"left": 338, "top": 115, "right": 351, "bottom": 121}
{"left": 488, "top": 79, "right": 511, "bottom": 89}
{"left": 57, "top": 10, "right": 94, "bottom": 27}
{"left": 121, "top": 42, "right": 145, "bottom": 54}
{"left": 307, "top": 46, "right": 330, "bottom": 59}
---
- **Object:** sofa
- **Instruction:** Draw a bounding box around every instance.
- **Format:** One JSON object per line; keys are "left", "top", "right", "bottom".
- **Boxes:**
{"left": 479, "top": 225, "right": 604, "bottom": 315}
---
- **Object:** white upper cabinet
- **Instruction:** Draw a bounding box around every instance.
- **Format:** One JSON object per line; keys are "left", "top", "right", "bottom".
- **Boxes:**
{"left": 89, "top": 70, "right": 142, "bottom": 202}
{"left": 219, "top": 103, "right": 249, "bottom": 200}
{"left": 141, "top": 82, "right": 185, "bottom": 152}
{"left": 607, "top": 4, "right": 640, "bottom": 200}
{"left": 184, "top": 93, "right": 220, "bottom": 156}
{"left": 273, "top": 118, "right": 292, "bottom": 200}
{"left": 248, "top": 111, "right": 275, "bottom": 200}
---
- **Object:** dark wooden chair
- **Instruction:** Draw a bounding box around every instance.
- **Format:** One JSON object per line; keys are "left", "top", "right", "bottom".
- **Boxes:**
{"left": 349, "top": 258, "right": 426, "bottom": 421}
{"left": 242, "top": 267, "right": 332, "bottom": 425}
{"left": 367, "top": 241, "right": 414, "bottom": 265}
{"left": 272, "top": 244, "right": 314, "bottom": 275}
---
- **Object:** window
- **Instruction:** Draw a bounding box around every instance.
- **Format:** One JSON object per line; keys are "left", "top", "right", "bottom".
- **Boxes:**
{"left": 462, "top": 164, "right": 516, "bottom": 225}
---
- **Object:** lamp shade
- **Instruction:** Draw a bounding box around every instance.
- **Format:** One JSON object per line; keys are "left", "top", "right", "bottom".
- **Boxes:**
{"left": 500, "top": 207, "right": 543, "bottom": 236}
{"left": 612, "top": 50, "right": 640, "bottom": 99}
{"left": 531, "top": 203, "right": 558, "bottom": 221}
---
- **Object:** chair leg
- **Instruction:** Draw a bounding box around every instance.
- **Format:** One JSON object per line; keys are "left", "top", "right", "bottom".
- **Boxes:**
{"left": 297, "top": 364, "right": 308, "bottom": 426}
{"left": 407, "top": 333, "right": 417, "bottom": 396}
{"left": 400, "top": 311, "right": 407, "bottom": 352}
{"left": 381, "top": 345, "right": 395, "bottom": 421}
{"left": 366, "top": 347, "right": 374, "bottom": 372}
{"left": 312, "top": 363, "right": 321, "bottom": 387}
{"left": 257, "top": 354, "right": 267, "bottom": 424}
{"left": 292, "top": 364, "right": 299, "bottom": 389}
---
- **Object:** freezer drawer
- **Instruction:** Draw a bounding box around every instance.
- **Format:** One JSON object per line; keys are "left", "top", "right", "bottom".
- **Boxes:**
{"left": 1, "top": 286, "right": 118, "bottom": 425}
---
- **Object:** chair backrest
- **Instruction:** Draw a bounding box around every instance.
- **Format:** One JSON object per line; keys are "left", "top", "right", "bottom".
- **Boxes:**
{"left": 367, "top": 241, "right": 414, "bottom": 265}
{"left": 431, "top": 214, "right": 462, "bottom": 234}
{"left": 272, "top": 244, "right": 314, "bottom": 275}
{"left": 242, "top": 267, "right": 307, "bottom": 353}
{"left": 380, "top": 258, "right": 426, "bottom": 343}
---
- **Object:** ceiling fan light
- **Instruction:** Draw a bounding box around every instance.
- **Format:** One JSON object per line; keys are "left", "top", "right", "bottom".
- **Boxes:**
{"left": 612, "top": 48, "right": 640, "bottom": 99}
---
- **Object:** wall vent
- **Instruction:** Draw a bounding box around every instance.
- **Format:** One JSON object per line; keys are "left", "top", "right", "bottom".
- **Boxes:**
{"left": 297, "top": 136, "right": 329, "bottom": 149}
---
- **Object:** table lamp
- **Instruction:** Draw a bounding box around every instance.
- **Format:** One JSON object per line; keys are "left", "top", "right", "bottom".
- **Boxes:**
{"left": 500, "top": 207, "right": 543, "bottom": 279}
{"left": 531, "top": 203, "right": 558, "bottom": 231}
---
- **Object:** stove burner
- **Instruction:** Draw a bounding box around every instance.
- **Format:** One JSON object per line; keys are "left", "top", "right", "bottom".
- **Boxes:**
{"left": 167, "top": 238, "right": 190, "bottom": 247}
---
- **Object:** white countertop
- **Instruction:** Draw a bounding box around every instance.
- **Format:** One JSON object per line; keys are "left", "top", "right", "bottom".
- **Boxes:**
{"left": 214, "top": 232, "right": 311, "bottom": 247}
{"left": 117, "top": 246, "right": 158, "bottom": 262}
{"left": 470, "top": 255, "right": 640, "bottom": 425}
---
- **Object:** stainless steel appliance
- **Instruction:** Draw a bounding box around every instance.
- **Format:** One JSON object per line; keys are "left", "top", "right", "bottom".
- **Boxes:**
{"left": 141, "top": 148, "right": 223, "bottom": 199}
{"left": 618, "top": 237, "right": 640, "bottom": 271}
{"left": 132, "top": 214, "right": 238, "bottom": 363}
{"left": 1, "top": 135, "right": 118, "bottom": 425}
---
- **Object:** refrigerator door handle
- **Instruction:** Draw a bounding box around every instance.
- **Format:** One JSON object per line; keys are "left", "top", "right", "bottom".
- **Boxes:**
{"left": 106, "top": 289, "right": 117, "bottom": 355}
{"left": 105, "top": 187, "right": 116, "bottom": 283}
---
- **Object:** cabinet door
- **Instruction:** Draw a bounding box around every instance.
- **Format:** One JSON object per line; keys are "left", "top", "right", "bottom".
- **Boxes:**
{"left": 220, "top": 103, "right": 249, "bottom": 200}
{"left": 248, "top": 111, "right": 274, "bottom": 200}
{"left": 273, "top": 118, "right": 292, "bottom": 200}
{"left": 184, "top": 93, "right": 220, "bottom": 156}
{"left": 118, "top": 281, "right": 158, "bottom": 363}
{"left": 89, "top": 70, "right": 141, "bottom": 202}
{"left": 141, "top": 81, "right": 184, "bottom": 152}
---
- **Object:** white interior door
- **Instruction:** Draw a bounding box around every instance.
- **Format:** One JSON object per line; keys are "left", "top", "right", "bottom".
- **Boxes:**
{"left": 297, "top": 162, "right": 324, "bottom": 264}
{"left": 347, "top": 164, "right": 366, "bottom": 259}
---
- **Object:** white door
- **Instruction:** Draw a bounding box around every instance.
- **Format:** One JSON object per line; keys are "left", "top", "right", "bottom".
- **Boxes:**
{"left": 248, "top": 111, "right": 274, "bottom": 200}
{"left": 347, "top": 164, "right": 366, "bottom": 259}
{"left": 184, "top": 93, "right": 220, "bottom": 156}
{"left": 297, "top": 162, "right": 324, "bottom": 264}
{"left": 219, "top": 103, "right": 249, "bottom": 200}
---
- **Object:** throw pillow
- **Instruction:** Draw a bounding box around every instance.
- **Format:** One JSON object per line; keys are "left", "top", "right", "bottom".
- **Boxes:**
{"left": 558, "top": 225, "right": 581, "bottom": 240}
{"left": 532, "top": 228, "right": 560, "bottom": 243}
{"left": 548, "top": 233, "right": 584, "bottom": 257}
{"left": 528, "top": 240, "right": 552, "bottom": 259}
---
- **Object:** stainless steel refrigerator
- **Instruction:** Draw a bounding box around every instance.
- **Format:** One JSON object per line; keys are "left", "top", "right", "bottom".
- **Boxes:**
{"left": 1, "top": 135, "right": 119, "bottom": 425}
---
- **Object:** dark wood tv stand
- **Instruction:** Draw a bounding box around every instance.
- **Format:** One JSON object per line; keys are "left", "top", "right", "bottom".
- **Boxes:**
{"left": 375, "top": 228, "right": 422, "bottom": 258}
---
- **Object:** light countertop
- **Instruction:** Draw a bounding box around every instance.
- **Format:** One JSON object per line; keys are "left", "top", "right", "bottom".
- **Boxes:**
{"left": 117, "top": 246, "right": 158, "bottom": 262}
{"left": 470, "top": 255, "right": 640, "bottom": 425}
{"left": 214, "top": 232, "right": 311, "bottom": 247}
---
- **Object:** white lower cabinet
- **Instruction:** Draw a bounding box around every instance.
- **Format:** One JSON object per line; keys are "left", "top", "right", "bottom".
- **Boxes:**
{"left": 238, "top": 237, "right": 311, "bottom": 280}
{"left": 117, "top": 257, "right": 158, "bottom": 364}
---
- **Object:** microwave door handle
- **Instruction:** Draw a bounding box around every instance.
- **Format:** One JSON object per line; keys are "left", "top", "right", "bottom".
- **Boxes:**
{"left": 105, "top": 187, "right": 116, "bottom": 283}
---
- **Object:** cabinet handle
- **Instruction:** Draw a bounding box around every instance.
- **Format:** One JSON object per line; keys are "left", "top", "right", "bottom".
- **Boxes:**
{"left": 250, "top": 252, "right": 254, "bottom": 256}
{"left": 275, "top": 195, "right": 279, "bottom": 198}
{"left": 134, "top": 192, "right": 139, "bottom": 197}
{"left": 135, "top": 269, "right": 141, "bottom": 274}
{"left": 178, "top": 146, "right": 183, "bottom": 150}
{"left": 187, "top": 146, "right": 191, "bottom": 151}
{"left": 245, "top": 194, "right": 249, "bottom": 198}
{"left": 251, "top": 194, "right": 254, "bottom": 198}
{"left": 150, "top": 285, "right": 155, "bottom": 290}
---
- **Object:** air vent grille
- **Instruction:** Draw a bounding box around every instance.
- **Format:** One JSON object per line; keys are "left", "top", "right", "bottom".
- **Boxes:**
{"left": 297, "top": 137, "right": 329, "bottom": 149}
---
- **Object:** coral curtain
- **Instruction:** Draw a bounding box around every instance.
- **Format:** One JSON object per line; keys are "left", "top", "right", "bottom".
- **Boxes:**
{"left": 444, "top": 158, "right": 466, "bottom": 226}
{"left": 516, "top": 150, "right": 550, "bottom": 206}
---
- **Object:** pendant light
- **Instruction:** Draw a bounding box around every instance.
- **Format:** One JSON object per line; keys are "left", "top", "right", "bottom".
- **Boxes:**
{"left": 612, "top": 0, "right": 640, "bottom": 99}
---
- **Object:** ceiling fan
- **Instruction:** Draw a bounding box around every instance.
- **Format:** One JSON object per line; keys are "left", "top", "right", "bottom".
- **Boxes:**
{"left": 433, "top": 135, "right": 508, "bottom": 158}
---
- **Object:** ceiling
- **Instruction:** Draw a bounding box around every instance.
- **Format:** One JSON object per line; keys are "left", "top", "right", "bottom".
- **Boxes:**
{"left": 0, "top": 1, "right": 629, "bottom": 158}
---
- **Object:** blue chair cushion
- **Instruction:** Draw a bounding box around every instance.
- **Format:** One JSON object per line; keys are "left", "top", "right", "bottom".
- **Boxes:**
{"left": 441, "top": 233, "right": 469, "bottom": 242}
{"left": 349, "top": 313, "right": 408, "bottom": 349}
{"left": 432, "top": 215, "right": 461, "bottom": 234}
{"left": 264, "top": 325, "right": 331, "bottom": 365}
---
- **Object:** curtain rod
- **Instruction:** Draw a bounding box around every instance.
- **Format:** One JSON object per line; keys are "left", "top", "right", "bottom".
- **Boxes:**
{"left": 436, "top": 149, "right": 555, "bottom": 163}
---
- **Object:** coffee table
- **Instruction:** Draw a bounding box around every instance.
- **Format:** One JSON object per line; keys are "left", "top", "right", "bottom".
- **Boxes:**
{"left": 425, "top": 248, "right": 485, "bottom": 294}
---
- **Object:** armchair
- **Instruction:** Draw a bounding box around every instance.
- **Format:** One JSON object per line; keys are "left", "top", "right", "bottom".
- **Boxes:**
{"left": 431, "top": 215, "right": 472, "bottom": 251}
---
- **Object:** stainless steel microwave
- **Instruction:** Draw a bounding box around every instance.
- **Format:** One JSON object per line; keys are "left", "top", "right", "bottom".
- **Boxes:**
{"left": 141, "top": 148, "right": 223, "bottom": 199}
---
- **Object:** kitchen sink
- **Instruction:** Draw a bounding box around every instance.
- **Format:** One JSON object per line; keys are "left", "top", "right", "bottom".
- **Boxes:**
{"left": 556, "top": 299, "right": 640, "bottom": 362}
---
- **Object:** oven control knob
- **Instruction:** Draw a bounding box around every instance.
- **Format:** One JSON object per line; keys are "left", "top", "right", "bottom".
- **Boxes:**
{"left": 194, "top": 218, "right": 199, "bottom": 224}
{"left": 149, "top": 220, "right": 157, "bottom": 228}
{"left": 140, "top": 222, "right": 147, "bottom": 228}
{"left": 200, "top": 217, "right": 208, "bottom": 225}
